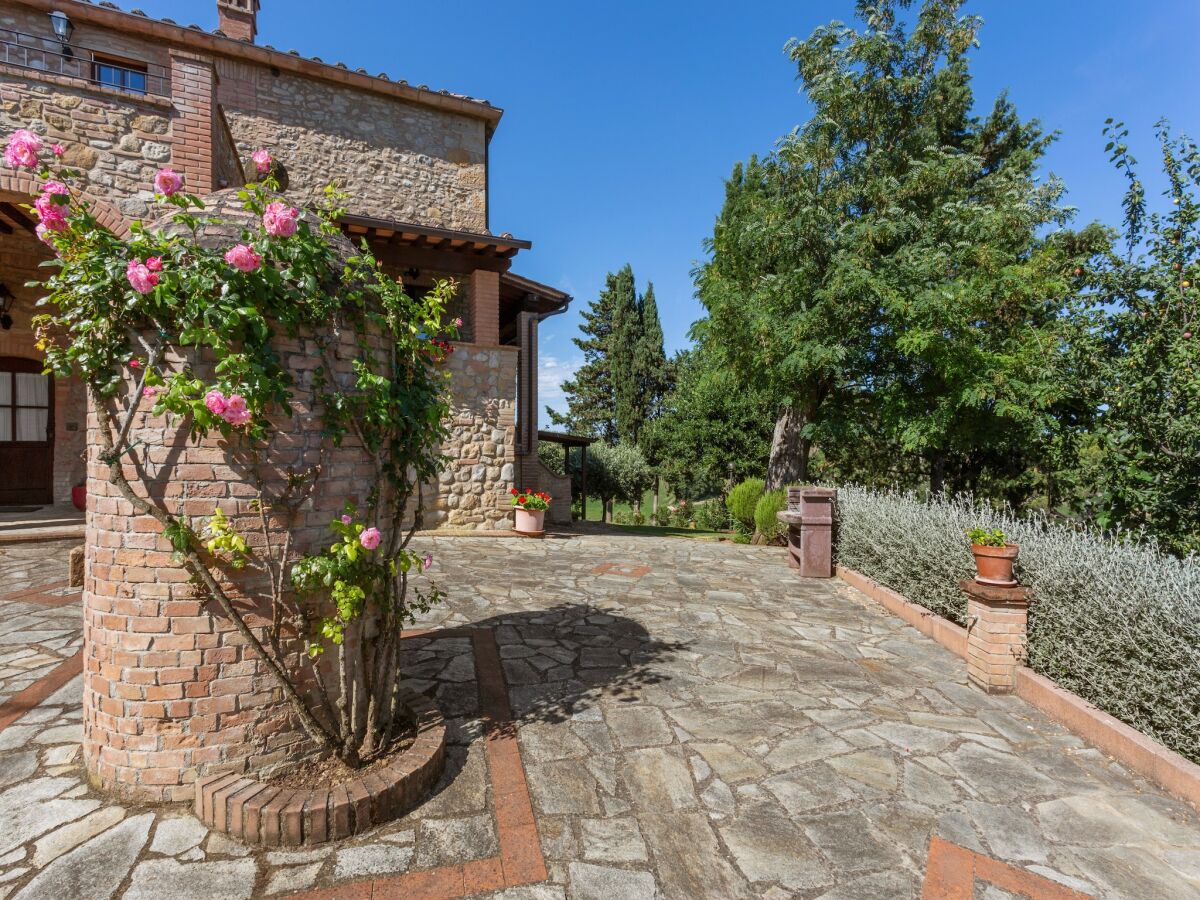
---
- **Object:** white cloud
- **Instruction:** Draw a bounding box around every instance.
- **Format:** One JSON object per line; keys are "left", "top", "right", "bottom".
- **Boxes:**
{"left": 537, "top": 355, "right": 582, "bottom": 427}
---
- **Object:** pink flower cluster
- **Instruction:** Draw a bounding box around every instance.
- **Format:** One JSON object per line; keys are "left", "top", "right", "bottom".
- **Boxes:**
{"left": 359, "top": 527, "right": 382, "bottom": 550}
{"left": 204, "top": 389, "right": 251, "bottom": 427}
{"left": 34, "top": 180, "right": 70, "bottom": 236}
{"left": 126, "top": 257, "right": 163, "bottom": 295}
{"left": 262, "top": 201, "right": 299, "bottom": 238}
{"left": 154, "top": 167, "right": 184, "bottom": 196}
{"left": 252, "top": 149, "right": 273, "bottom": 174}
{"left": 4, "top": 129, "right": 41, "bottom": 169}
{"left": 224, "top": 244, "right": 263, "bottom": 273}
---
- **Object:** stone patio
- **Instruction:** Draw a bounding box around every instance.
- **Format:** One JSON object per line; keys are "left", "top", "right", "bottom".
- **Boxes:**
{"left": 0, "top": 532, "right": 1197, "bottom": 898}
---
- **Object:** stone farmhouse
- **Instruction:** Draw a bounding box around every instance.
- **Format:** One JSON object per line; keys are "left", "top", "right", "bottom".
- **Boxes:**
{"left": 0, "top": 0, "right": 570, "bottom": 528}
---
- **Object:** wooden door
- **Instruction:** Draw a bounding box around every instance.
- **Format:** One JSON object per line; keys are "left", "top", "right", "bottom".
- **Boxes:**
{"left": 0, "top": 357, "right": 54, "bottom": 506}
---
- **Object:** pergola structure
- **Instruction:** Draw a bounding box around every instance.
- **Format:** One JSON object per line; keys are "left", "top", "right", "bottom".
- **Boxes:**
{"left": 537, "top": 430, "right": 595, "bottom": 519}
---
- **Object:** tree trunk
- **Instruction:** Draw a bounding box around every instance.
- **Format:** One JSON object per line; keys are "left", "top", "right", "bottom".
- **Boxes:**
{"left": 929, "top": 451, "right": 946, "bottom": 496}
{"left": 767, "top": 404, "right": 809, "bottom": 490}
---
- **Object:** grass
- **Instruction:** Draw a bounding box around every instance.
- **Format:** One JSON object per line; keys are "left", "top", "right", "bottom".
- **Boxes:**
{"left": 597, "top": 522, "right": 726, "bottom": 541}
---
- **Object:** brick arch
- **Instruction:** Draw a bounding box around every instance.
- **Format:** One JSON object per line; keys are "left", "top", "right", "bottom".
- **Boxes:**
{"left": 0, "top": 171, "right": 132, "bottom": 238}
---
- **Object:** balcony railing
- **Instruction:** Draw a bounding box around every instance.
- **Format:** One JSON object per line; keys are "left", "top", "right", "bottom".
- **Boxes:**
{"left": 0, "top": 28, "right": 168, "bottom": 97}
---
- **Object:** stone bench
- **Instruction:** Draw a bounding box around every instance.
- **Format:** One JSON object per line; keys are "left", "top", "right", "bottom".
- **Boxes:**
{"left": 777, "top": 487, "right": 836, "bottom": 578}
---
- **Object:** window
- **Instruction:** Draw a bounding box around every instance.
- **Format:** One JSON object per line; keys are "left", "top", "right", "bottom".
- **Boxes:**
{"left": 92, "top": 55, "right": 148, "bottom": 95}
{"left": 0, "top": 368, "right": 51, "bottom": 443}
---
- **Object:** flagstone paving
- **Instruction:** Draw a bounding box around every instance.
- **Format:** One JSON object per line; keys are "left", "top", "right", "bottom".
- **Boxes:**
{"left": 0, "top": 532, "right": 1198, "bottom": 898}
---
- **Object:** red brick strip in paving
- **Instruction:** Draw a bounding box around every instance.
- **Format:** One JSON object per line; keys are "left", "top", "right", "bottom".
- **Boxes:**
{"left": 297, "top": 626, "right": 547, "bottom": 900}
{"left": 921, "top": 835, "right": 1093, "bottom": 899}
{"left": 0, "top": 649, "right": 83, "bottom": 732}
{"left": 0, "top": 580, "right": 77, "bottom": 607}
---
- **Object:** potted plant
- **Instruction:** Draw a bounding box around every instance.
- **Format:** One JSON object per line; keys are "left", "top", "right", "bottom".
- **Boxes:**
{"left": 511, "top": 488, "right": 551, "bottom": 536}
{"left": 71, "top": 478, "right": 86, "bottom": 512}
{"left": 966, "top": 527, "right": 1019, "bottom": 586}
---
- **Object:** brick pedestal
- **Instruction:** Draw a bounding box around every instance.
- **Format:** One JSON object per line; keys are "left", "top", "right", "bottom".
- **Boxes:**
{"left": 778, "top": 487, "right": 836, "bottom": 578}
{"left": 962, "top": 579, "right": 1031, "bottom": 694}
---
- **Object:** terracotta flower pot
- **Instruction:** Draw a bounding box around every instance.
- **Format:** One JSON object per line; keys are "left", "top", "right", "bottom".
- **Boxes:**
{"left": 514, "top": 507, "right": 546, "bottom": 535}
{"left": 71, "top": 484, "right": 86, "bottom": 512}
{"left": 971, "top": 543, "right": 1019, "bottom": 587}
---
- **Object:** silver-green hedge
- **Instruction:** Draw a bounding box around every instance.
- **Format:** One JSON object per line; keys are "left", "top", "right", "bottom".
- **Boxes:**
{"left": 834, "top": 484, "right": 1200, "bottom": 765}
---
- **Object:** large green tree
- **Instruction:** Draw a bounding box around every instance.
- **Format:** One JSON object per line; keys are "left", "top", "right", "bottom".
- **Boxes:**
{"left": 696, "top": 0, "right": 1101, "bottom": 494}
{"left": 1085, "top": 121, "right": 1200, "bottom": 554}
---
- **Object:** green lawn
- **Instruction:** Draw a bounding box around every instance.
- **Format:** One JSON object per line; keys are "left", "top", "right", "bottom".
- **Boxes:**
{"left": 596, "top": 522, "right": 726, "bottom": 541}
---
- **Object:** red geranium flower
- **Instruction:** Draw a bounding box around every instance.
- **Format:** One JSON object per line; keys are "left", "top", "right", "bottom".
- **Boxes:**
{"left": 517, "top": 496, "right": 526, "bottom": 504}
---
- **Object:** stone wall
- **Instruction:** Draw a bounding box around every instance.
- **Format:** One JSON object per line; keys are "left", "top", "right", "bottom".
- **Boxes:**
{"left": 427, "top": 344, "right": 517, "bottom": 531}
{"left": 218, "top": 61, "right": 488, "bottom": 232}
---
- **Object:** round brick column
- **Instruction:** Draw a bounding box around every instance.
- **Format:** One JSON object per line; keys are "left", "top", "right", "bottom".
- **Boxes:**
{"left": 81, "top": 192, "right": 392, "bottom": 801}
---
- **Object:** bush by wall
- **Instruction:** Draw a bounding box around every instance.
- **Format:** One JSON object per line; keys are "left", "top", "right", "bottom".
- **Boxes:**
{"left": 726, "top": 478, "right": 765, "bottom": 531}
{"left": 754, "top": 488, "right": 788, "bottom": 542}
{"left": 834, "top": 484, "right": 1200, "bottom": 765}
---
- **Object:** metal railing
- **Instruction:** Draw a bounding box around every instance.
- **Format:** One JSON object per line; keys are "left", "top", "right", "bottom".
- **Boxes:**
{"left": 0, "top": 28, "right": 168, "bottom": 97}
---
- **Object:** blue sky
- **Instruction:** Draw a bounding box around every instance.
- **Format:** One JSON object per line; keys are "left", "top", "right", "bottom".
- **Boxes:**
{"left": 131, "top": 1, "right": 1198, "bottom": 423}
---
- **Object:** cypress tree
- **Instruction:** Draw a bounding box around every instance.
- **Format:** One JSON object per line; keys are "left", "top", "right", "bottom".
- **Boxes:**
{"left": 610, "top": 265, "right": 643, "bottom": 445}
{"left": 636, "top": 282, "right": 670, "bottom": 423}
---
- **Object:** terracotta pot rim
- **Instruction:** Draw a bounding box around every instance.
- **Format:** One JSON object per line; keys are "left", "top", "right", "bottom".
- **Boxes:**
{"left": 970, "top": 543, "right": 1019, "bottom": 559}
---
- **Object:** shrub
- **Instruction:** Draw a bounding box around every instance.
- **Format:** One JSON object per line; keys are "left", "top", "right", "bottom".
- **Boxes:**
{"left": 726, "top": 478, "right": 765, "bottom": 531}
{"left": 834, "top": 484, "right": 1200, "bottom": 765}
{"left": 695, "top": 498, "right": 731, "bottom": 532}
{"left": 754, "top": 489, "right": 788, "bottom": 543}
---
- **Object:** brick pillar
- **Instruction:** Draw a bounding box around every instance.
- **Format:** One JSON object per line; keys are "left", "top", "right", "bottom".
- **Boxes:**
{"left": 469, "top": 269, "right": 500, "bottom": 347}
{"left": 962, "top": 579, "right": 1031, "bottom": 694}
{"left": 169, "top": 51, "right": 217, "bottom": 196}
{"left": 783, "top": 486, "right": 835, "bottom": 577}
{"left": 217, "top": 0, "right": 260, "bottom": 43}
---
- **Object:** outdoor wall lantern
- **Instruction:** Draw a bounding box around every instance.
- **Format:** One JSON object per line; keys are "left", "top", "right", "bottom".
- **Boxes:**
{"left": 0, "top": 284, "right": 14, "bottom": 331}
{"left": 49, "top": 11, "right": 74, "bottom": 49}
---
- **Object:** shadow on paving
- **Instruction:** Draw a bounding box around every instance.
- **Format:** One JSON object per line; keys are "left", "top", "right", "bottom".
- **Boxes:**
{"left": 464, "top": 604, "right": 688, "bottom": 726}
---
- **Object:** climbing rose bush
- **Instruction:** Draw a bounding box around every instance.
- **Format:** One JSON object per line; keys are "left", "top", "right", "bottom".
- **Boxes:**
{"left": 22, "top": 130, "right": 462, "bottom": 766}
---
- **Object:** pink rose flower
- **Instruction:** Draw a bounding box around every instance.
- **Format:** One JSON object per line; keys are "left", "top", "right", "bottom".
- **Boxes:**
{"left": 143, "top": 386, "right": 158, "bottom": 398}
{"left": 34, "top": 194, "right": 67, "bottom": 231}
{"left": 252, "top": 149, "right": 273, "bottom": 174}
{"left": 126, "top": 258, "right": 160, "bottom": 294}
{"left": 145, "top": 256, "right": 163, "bottom": 272}
{"left": 453, "top": 317, "right": 463, "bottom": 328}
{"left": 262, "top": 201, "right": 299, "bottom": 238}
{"left": 341, "top": 514, "right": 353, "bottom": 525}
{"left": 359, "top": 527, "right": 382, "bottom": 550}
{"left": 204, "top": 389, "right": 227, "bottom": 416}
{"left": 224, "top": 244, "right": 263, "bottom": 273}
{"left": 129, "top": 359, "right": 140, "bottom": 369}
{"left": 4, "top": 129, "right": 42, "bottom": 169}
{"left": 423, "top": 553, "right": 433, "bottom": 571}
{"left": 41, "top": 180, "right": 69, "bottom": 198}
{"left": 221, "top": 394, "right": 251, "bottom": 427}
{"left": 154, "top": 167, "right": 184, "bottom": 196}
{"left": 35, "top": 223, "right": 55, "bottom": 246}
{"left": 52, "top": 144, "right": 64, "bottom": 158}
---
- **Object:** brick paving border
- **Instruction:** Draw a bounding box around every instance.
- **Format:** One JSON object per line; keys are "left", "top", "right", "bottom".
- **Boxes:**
{"left": 591, "top": 562, "right": 652, "bottom": 579}
{"left": 0, "top": 649, "right": 82, "bottom": 732}
{"left": 0, "top": 580, "right": 73, "bottom": 606}
{"left": 838, "top": 564, "right": 1200, "bottom": 814}
{"left": 921, "top": 835, "right": 1092, "bottom": 899}
{"left": 296, "top": 626, "right": 547, "bottom": 899}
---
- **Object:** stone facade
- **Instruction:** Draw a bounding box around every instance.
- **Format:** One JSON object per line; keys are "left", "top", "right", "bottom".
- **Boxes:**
{"left": 429, "top": 345, "right": 518, "bottom": 531}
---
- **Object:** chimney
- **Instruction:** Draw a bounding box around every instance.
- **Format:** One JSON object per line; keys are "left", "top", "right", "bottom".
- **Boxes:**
{"left": 216, "top": 0, "right": 259, "bottom": 43}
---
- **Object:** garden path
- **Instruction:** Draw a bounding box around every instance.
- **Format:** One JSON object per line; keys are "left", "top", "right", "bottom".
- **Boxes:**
{"left": 0, "top": 533, "right": 1196, "bottom": 898}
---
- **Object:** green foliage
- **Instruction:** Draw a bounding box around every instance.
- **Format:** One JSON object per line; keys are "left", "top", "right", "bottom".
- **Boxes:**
{"left": 726, "top": 478, "right": 765, "bottom": 531}
{"left": 753, "top": 488, "right": 787, "bottom": 542}
{"left": 641, "top": 348, "right": 772, "bottom": 497}
{"left": 835, "top": 485, "right": 1200, "bottom": 765}
{"left": 1082, "top": 121, "right": 1200, "bottom": 554}
{"left": 966, "top": 527, "right": 1007, "bottom": 548}
{"left": 204, "top": 508, "right": 250, "bottom": 568}
{"left": 695, "top": 499, "right": 731, "bottom": 532}
{"left": 693, "top": 0, "right": 1104, "bottom": 498}
{"left": 554, "top": 264, "right": 670, "bottom": 450}
{"left": 585, "top": 442, "right": 654, "bottom": 506}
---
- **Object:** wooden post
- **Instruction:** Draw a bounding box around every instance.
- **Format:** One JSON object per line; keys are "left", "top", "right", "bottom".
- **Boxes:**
{"left": 580, "top": 444, "right": 588, "bottom": 521}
